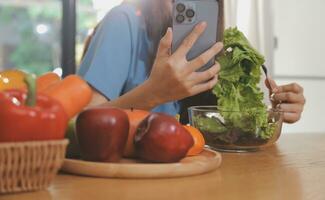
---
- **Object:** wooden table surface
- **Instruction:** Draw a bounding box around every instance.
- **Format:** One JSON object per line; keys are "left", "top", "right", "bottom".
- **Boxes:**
{"left": 1, "top": 134, "right": 325, "bottom": 200}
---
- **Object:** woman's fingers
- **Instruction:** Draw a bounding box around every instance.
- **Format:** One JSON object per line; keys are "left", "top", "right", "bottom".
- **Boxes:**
{"left": 271, "top": 82, "right": 305, "bottom": 123}
{"left": 283, "top": 112, "right": 302, "bottom": 124}
{"left": 174, "top": 22, "right": 207, "bottom": 57}
{"left": 279, "top": 103, "right": 304, "bottom": 114}
{"left": 265, "top": 78, "right": 278, "bottom": 93}
{"left": 274, "top": 92, "right": 305, "bottom": 104}
{"left": 191, "top": 63, "right": 220, "bottom": 84}
{"left": 190, "top": 75, "right": 219, "bottom": 95}
{"left": 279, "top": 103, "right": 303, "bottom": 124}
{"left": 276, "top": 83, "right": 303, "bottom": 94}
{"left": 156, "top": 27, "right": 173, "bottom": 57}
{"left": 189, "top": 42, "right": 223, "bottom": 71}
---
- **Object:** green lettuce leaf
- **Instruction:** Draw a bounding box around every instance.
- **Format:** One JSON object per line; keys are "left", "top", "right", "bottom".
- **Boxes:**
{"left": 196, "top": 27, "right": 275, "bottom": 140}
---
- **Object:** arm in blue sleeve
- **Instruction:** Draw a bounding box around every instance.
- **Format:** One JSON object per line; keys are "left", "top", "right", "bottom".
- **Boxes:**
{"left": 78, "top": 10, "right": 132, "bottom": 100}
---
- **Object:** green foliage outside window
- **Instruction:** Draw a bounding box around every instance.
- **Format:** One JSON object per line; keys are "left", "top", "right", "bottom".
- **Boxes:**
{"left": 0, "top": 0, "right": 97, "bottom": 75}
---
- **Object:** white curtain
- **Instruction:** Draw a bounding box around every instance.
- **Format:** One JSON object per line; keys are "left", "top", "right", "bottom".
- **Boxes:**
{"left": 224, "top": 0, "right": 274, "bottom": 70}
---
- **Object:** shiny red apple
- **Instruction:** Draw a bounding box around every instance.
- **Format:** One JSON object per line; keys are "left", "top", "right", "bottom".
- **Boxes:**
{"left": 134, "top": 113, "right": 194, "bottom": 163}
{"left": 76, "top": 107, "right": 129, "bottom": 162}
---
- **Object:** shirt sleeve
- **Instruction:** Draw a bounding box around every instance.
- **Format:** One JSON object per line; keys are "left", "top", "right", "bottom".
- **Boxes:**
{"left": 78, "top": 10, "right": 132, "bottom": 100}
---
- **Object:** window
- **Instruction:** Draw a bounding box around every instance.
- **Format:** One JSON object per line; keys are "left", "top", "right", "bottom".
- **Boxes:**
{"left": 0, "top": 0, "right": 62, "bottom": 76}
{"left": 0, "top": 0, "right": 124, "bottom": 75}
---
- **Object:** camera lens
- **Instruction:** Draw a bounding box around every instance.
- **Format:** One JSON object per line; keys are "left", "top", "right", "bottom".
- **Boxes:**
{"left": 176, "top": 3, "right": 186, "bottom": 12}
{"left": 186, "top": 9, "right": 195, "bottom": 18}
{"left": 176, "top": 14, "right": 185, "bottom": 23}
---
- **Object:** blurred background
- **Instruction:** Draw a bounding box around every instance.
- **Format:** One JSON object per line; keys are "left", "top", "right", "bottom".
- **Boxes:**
{"left": 0, "top": 0, "right": 324, "bottom": 134}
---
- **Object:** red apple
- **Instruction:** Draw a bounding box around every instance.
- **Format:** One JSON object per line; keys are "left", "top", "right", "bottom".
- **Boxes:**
{"left": 134, "top": 113, "right": 194, "bottom": 163}
{"left": 76, "top": 107, "right": 129, "bottom": 162}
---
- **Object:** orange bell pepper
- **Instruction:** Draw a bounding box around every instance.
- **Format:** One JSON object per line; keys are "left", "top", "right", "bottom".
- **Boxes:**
{"left": 0, "top": 69, "right": 61, "bottom": 92}
{"left": 0, "top": 69, "right": 27, "bottom": 91}
{"left": 36, "top": 72, "right": 61, "bottom": 92}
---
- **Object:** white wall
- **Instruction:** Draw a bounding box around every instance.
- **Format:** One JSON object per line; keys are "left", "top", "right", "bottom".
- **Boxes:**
{"left": 273, "top": 0, "right": 325, "bottom": 77}
{"left": 272, "top": 0, "right": 325, "bottom": 134}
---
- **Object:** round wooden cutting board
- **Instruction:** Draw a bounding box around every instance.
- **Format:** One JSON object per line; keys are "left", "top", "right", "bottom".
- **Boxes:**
{"left": 61, "top": 149, "right": 222, "bottom": 179}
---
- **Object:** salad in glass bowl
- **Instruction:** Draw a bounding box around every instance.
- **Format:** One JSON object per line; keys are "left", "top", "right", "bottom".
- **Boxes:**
{"left": 188, "top": 106, "right": 283, "bottom": 152}
{"left": 188, "top": 27, "right": 284, "bottom": 152}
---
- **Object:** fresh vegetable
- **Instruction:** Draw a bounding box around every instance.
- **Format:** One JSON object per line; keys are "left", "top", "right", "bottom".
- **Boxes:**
{"left": 36, "top": 72, "right": 61, "bottom": 92}
{"left": 196, "top": 27, "right": 276, "bottom": 144}
{"left": 44, "top": 75, "right": 93, "bottom": 119}
{"left": 76, "top": 108, "right": 130, "bottom": 162}
{"left": 134, "top": 113, "right": 194, "bottom": 163}
{"left": 184, "top": 125, "right": 205, "bottom": 156}
{"left": 0, "top": 69, "right": 27, "bottom": 91}
{"left": 123, "top": 108, "right": 150, "bottom": 158}
{"left": 0, "top": 69, "right": 61, "bottom": 92}
{"left": 0, "top": 73, "right": 68, "bottom": 142}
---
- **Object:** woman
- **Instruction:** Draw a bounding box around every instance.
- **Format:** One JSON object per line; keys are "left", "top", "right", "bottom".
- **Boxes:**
{"left": 79, "top": 0, "right": 305, "bottom": 124}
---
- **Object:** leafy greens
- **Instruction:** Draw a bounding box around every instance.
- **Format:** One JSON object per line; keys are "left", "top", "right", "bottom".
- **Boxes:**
{"left": 196, "top": 27, "right": 275, "bottom": 142}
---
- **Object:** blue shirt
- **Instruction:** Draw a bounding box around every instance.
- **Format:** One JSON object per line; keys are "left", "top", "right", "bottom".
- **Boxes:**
{"left": 78, "top": 3, "right": 180, "bottom": 116}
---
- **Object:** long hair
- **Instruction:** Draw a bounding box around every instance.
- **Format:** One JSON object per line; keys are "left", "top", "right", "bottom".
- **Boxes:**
{"left": 138, "top": 0, "right": 173, "bottom": 68}
{"left": 82, "top": 0, "right": 224, "bottom": 67}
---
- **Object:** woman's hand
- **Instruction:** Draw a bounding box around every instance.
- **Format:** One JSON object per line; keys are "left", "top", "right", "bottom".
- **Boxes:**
{"left": 145, "top": 22, "right": 223, "bottom": 104}
{"left": 267, "top": 78, "right": 306, "bottom": 124}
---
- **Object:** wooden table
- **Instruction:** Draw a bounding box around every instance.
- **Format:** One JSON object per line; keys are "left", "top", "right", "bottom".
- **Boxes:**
{"left": 1, "top": 134, "right": 325, "bottom": 200}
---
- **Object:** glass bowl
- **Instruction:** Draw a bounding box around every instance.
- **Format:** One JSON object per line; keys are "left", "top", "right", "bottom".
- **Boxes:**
{"left": 188, "top": 106, "right": 283, "bottom": 152}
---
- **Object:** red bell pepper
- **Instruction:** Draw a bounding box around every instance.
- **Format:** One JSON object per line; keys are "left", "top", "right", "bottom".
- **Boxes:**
{"left": 0, "top": 73, "right": 68, "bottom": 142}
